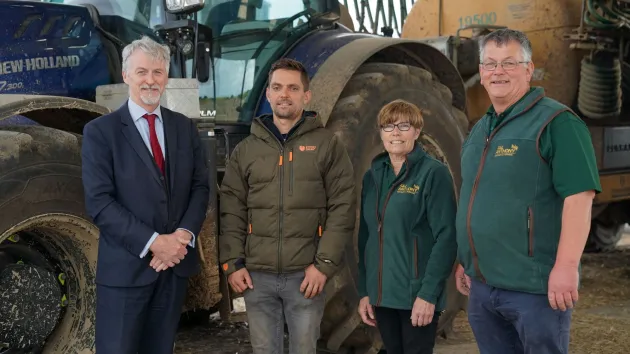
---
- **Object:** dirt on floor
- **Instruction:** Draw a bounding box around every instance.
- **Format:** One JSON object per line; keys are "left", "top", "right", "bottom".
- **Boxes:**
{"left": 174, "top": 246, "right": 630, "bottom": 354}
{"left": 434, "top": 247, "right": 630, "bottom": 354}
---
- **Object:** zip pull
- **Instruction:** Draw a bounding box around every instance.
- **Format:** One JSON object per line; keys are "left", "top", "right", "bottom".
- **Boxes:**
{"left": 377, "top": 223, "right": 382, "bottom": 232}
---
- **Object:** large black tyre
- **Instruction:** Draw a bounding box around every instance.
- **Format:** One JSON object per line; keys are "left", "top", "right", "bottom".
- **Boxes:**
{"left": 0, "top": 126, "right": 98, "bottom": 353}
{"left": 585, "top": 202, "right": 629, "bottom": 253}
{"left": 585, "top": 219, "right": 624, "bottom": 253}
{"left": 319, "top": 62, "right": 469, "bottom": 351}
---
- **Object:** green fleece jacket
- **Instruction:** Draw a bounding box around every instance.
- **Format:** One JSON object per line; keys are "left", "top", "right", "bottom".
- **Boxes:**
{"left": 357, "top": 143, "right": 457, "bottom": 311}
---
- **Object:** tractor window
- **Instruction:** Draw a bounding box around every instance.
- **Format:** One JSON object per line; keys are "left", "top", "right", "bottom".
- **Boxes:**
{"left": 44, "top": 0, "right": 151, "bottom": 24}
{"left": 191, "top": 0, "right": 331, "bottom": 123}
{"left": 43, "top": 0, "right": 164, "bottom": 43}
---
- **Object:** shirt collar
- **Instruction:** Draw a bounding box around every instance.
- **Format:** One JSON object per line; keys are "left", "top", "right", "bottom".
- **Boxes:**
{"left": 128, "top": 98, "right": 162, "bottom": 123}
{"left": 485, "top": 87, "right": 537, "bottom": 118}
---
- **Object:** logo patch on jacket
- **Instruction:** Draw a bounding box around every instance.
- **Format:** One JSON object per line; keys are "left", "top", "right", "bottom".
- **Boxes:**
{"left": 299, "top": 145, "right": 317, "bottom": 151}
{"left": 397, "top": 184, "right": 420, "bottom": 195}
{"left": 494, "top": 144, "right": 519, "bottom": 157}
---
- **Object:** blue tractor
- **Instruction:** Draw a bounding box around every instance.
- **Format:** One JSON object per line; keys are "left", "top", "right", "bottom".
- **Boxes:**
{"left": 0, "top": 0, "right": 472, "bottom": 352}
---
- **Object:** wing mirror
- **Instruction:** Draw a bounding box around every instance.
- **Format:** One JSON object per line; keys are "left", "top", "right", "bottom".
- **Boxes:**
{"left": 164, "top": 0, "right": 205, "bottom": 15}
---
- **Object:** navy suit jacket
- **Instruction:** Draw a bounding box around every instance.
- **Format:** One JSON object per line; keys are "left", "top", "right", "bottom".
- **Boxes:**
{"left": 81, "top": 101, "right": 209, "bottom": 287}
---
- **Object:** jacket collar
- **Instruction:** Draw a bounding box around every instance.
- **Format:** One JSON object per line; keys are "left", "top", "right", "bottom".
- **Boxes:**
{"left": 250, "top": 110, "right": 321, "bottom": 145}
{"left": 370, "top": 141, "right": 427, "bottom": 173}
{"left": 485, "top": 86, "right": 545, "bottom": 120}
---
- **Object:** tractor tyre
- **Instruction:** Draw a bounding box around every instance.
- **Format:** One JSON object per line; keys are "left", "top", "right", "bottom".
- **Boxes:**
{"left": 585, "top": 202, "right": 629, "bottom": 253}
{"left": 319, "top": 62, "right": 469, "bottom": 352}
{"left": 585, "top": 219, "right": 624, "bottom": 253}
{"left": 0, "top": 126, "right": 99, "bottom": 353}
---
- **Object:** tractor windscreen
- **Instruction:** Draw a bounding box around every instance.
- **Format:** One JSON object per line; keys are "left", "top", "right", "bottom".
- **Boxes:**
{"left": 193, "top": 0, "right": 335, "bottom": 123}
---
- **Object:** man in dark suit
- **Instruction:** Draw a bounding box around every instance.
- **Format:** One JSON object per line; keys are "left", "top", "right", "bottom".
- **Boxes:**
{"left": 81, "top": 36, "right": 209, "bottom": 354}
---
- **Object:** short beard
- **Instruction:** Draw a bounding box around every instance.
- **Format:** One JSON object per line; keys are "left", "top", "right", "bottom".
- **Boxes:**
{"left": 273, "top": 107, "right": 300, "bottom": 120}
{"left": 137, "top": 84, "right": 162, "bottom": 106}
{"left": 141, "top": 93, "right": 161, "bottom": 105}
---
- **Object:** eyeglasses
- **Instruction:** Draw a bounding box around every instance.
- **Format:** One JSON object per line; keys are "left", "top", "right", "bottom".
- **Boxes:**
{"left": 381, "top": 122, "right": 412, "bottom": 132}
{"left": 481, "top": 60, "right": 529, "bottom": 71}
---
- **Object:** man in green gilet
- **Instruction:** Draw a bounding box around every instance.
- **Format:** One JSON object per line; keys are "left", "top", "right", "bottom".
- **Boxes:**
{"left": 454, "top": 28, "right": 601, "bottom": 353}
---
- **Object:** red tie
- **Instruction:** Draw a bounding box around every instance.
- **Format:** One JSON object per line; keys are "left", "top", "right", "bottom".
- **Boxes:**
{"left": 143, "top": 113, "right": 165, "bottom": 175}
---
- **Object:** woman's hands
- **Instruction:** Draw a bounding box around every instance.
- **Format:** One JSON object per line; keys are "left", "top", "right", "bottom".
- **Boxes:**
{"left": 411, "top": 297, "right": 435, "bottom": 326}
{"left": 359, "top": 296, "right": 436, "bottom": 327}
{"left": 358, "top": 296, "right": 376, "bottom": 327}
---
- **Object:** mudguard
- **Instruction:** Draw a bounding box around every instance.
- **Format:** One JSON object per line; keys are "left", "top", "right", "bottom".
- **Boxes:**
{"left": 305, "top": 36, "right": 467, "bottom": 125}
{"left": 255, "top": 27, "right": 465, "bottom": 122}
{"left": 0, "top": 94, "right": 110, "bottom": 130}
{"left": 0, "top": 95, "right": 110, "bottom": 120}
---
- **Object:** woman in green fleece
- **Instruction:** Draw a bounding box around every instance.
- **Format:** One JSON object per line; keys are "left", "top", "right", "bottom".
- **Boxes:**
{"left": 356, "top": 99, "right": 458, "bottom": 354}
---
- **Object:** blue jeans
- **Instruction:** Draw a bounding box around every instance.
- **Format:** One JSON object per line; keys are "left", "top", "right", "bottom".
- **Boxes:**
{"left": 243, "top": 270, "right": 326, "bottom": 354}
{"left": 468, "top": 278, "right": 572, "bottom": 354}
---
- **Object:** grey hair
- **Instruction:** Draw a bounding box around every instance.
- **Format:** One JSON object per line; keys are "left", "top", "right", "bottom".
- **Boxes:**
{"left": 121, "top": 36, "right": 171, "bottom": 74}
{"left": 478, "top": 28, "right": 532, "bottom": 63}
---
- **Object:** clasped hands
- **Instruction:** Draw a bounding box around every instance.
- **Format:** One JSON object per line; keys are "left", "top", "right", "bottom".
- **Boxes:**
{"left": 149, "top": 229, "right": 191, "bottom": 272}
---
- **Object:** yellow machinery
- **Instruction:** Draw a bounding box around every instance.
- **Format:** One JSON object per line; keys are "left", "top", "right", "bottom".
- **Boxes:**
{"left": 401, "top": 0, "right": 630, "bottom": 252}
{"left": 402, "top": 0, "right": 582, "bottom": 124}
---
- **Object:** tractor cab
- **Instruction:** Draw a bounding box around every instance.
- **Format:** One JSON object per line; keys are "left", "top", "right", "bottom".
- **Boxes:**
{"left": 41, "top": 0, "right": 342, "bottom": 123}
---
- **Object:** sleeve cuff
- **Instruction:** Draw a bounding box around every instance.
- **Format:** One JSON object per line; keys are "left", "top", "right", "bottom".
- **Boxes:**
{"left": 314, "top": 258, "right": 338, "bottom": 278}
{"left": 140, "top": 232, "right": 159, "bottom": 258}
{"left": 177, "top": 228, "right": 196, "bottom": 248}
{"left": 221, "top": 258, "right": 245, "bottom": 276}
{"left": 417, "top": 287, "right": 439, "bottom": 305}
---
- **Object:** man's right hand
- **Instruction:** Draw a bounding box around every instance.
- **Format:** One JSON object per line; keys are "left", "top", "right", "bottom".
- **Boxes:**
{"left": 455, "top": 263, "right": 471, "bottom": 296}
{"left": 149, "top": 234, "right": 187, "bottom": 268}
{"left": 228, "top": 268, "right": 253, "bottom": 293}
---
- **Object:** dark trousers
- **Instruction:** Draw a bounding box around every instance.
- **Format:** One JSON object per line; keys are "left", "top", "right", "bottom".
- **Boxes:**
{"left": 374, "top": 306, "right": 441, "bottom": 354}
{"left": 468, "top": 278, "right": 572, "bottom": 354}
{"left": 95, "top": 268, "right": 189, "bottom": 354}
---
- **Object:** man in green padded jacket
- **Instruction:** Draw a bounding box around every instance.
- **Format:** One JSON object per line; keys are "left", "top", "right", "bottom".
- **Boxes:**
{"left": 454, "top": 28, "right": 602, "bottom": 354}
{"left": 218, "top": 58, "right": 355, "bottom": 354}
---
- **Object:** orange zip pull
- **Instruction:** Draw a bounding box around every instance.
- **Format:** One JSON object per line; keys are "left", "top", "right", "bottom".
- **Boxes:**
{"left": 279, "top": 155, "right": 283, "bottom": 166}
{"left": 289, "top": 151, "right": 293, "bottom": 161}
{"left": 249, "top": 224, "right": 252, "bottom": 234}
{"left": 318, "top": 225, "right": 322, "bottom": 237}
